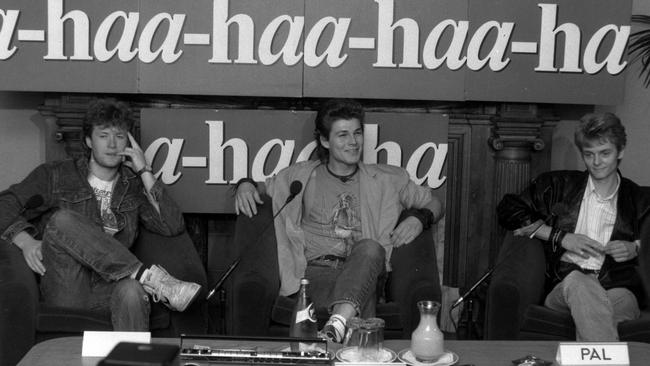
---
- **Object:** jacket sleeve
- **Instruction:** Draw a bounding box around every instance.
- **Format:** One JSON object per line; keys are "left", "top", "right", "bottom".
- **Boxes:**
{"left": 497, "top": 173, "right": 557, "bottom": 231}
{"left": 0, "top": 164, "right": 52, "bottom": 242}
{"left": 137, "top": 180, "right": 185, "bottom": 236}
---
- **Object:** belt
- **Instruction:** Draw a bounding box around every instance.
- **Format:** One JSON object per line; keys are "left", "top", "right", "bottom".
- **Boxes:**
{"left": 308, "top": 255, "right": 347, "bottom": 268}
{"left": 577, "top": 268, "right": 600, "bottom": 275}
{"left": 557, "top": 261, "right": 600, "bottom": 279}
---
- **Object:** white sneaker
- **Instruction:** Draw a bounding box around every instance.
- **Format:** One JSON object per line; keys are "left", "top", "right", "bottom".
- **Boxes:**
{"left": 140, "top": 264, "right": 201, "bottom": 312}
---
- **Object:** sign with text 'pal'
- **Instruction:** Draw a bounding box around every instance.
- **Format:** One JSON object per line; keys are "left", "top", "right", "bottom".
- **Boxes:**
{"left": 140, "top": 109, "right": 448, "bottom": 213}
{"left": 556, "top": 343, "right": 629, "bottom": 366}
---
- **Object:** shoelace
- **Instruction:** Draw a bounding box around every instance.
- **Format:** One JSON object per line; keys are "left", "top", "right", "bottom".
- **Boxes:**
{"left": 324, "top": 317, "right": 346, "bottom": 343}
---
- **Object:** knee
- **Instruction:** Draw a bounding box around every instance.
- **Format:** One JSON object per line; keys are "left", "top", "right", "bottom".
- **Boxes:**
{"left": 355, "top": 239, "right": 385, "bottom": 264}
{"left": 48, "top": 209, "right": 84, "bottom": 231}
{"left": 562, "top": 271, "right": 604, "bottom": 299}
{"left": 112, "top": 279, "right": 149, "bottom": 309}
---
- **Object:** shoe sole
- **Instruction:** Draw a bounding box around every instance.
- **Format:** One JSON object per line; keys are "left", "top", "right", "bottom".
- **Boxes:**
{"left": 174, "top": 285, "right": 202, "bottom": 312}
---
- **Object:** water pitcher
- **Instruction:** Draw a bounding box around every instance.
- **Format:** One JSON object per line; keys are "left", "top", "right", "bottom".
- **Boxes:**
{"left": 411, "top": 300, "right": 444, "bottom": 362}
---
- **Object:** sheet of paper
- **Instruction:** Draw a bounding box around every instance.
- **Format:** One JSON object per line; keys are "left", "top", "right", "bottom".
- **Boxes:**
{"left": 81, "top": 331, "right": 151, "bottom": 357}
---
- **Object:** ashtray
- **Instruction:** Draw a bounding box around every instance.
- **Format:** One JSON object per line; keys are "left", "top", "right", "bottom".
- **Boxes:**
{"left": 512, "top": 355, "right": 553, "bottom": 366}
{"left": 397, "top": 349, "right": 459, "bottom": 366}
{"left": 336, "top": 346, "right": 397, "bottom": 363}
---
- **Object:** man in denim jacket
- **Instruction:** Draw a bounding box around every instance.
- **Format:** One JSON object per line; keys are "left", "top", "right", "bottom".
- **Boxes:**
{"left": 0, "top": 99, "right": 201, "bottom": 331}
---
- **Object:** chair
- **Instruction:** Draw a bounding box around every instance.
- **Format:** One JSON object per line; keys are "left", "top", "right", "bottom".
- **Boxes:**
{"left": 229, "top": 194, "right": 442, "bottom": 339}
{"left": 484, "top": 232, "right": 650, "bottom": 341}
{"left": 0, "top": 228, "right": 209, "bottom": 366}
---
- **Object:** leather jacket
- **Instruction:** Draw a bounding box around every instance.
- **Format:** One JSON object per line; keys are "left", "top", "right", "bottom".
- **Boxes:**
{"left": 0, "top": 158, "right": 184, "bottom": 247}
{"left": 497, "top": 170, "right": 649, "bottom": 300}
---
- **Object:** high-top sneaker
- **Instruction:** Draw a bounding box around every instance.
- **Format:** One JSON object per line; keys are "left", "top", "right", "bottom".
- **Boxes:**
{"left": 140, "top": 264, "right": 201, "bottom": 312}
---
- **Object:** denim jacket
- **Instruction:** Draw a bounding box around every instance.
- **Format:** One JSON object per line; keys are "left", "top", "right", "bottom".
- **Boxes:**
{"left": 0, "top": 158, "right": 184, "bottom": 248}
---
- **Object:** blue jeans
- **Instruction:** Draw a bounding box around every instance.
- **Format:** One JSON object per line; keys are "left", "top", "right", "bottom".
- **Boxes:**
{"left": 305, "top": 239, "right": 385, "bottom": 317}
{"left": 40, "top": 210, "right": 150, "bottom": 330}
{"left": 544, "top": 270, "right": 640, "bottom": 341}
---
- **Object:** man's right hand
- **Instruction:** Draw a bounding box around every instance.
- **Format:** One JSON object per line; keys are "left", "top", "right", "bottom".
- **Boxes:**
{"left": 235, "top": 182, "right": 263, "bottom": 217}
{"left": 561, "top": 233, "right": 603, "bottom": 259}
{"left": 15, "top": 236, "right": 46, "bottom": 275}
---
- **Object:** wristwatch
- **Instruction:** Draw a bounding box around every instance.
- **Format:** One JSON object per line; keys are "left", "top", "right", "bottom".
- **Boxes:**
{"left": 136, "top": 165, "right": 153, "bottom": 176}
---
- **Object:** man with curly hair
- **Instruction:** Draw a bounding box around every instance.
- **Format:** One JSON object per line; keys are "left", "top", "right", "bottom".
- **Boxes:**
{"left": 0, "top": 99, "right": 201, "bottom": 331}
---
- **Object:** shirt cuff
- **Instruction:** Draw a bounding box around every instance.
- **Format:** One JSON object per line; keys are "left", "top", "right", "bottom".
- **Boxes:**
{"left": 1, "top": 220, "right": 37, "bottom": 243}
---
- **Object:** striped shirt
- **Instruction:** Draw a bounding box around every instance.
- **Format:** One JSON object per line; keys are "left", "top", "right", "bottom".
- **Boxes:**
{"left": 561, "top": 174, "right": 620, "bottom": 270}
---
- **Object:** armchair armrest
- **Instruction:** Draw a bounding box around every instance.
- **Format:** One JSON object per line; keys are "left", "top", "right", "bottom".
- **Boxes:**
{"left": 389, "top": 226, "right": 441, "bottom": 338}
{"left": 0, "top": 240, "right": 39, "bottom": 366}
{"left": 131, "top": 228, "right": 208, "bottom": 335}
{"left": 484, "top": 232, "right": 547, "bottom": 340}
{"left": 230, "top": 194, "right": 280, "bottom": 335}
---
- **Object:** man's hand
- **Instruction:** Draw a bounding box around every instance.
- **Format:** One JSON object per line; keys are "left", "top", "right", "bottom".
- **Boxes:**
{"left": 15, "top": 237, "right": 45, "bottom": 275}
{"left": 119, "top": 132, "right": 148, "bottom": 173}
{"left": 513, "top": 220, "right": 544, "bottom": 237}
{"left": 604, "top": 240, "right": 638, "bottom": 262}
{"left": 561, "top": 233, "right": 603, "bottom": 259}
{"left": 390, "top": 216, "right": 423, "bottom": 247}
{"left": 235, "top": 182, "right": 263, "bottom": 217}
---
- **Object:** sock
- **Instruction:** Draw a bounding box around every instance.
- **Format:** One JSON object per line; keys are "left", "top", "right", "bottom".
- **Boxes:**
{"left": 325, "top": 314, "right": 347, "bottom": 342}
{"left": 131, "top": 264, "right": 148, "bottom": 282}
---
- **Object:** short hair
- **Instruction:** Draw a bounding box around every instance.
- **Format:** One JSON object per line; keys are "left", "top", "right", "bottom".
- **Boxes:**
{"left": 313, "top": 99, "right": 365, "bottom": 163}
{"left": 574, "top": 112, "right": 626, "bottom": 152}
{"left": 82, "top": 99, "right": 134, "bottom": 153}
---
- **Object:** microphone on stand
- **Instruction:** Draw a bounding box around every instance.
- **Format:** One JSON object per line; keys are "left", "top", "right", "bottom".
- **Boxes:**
{"left": 451, "top": 208, "right": 559, "bottom": 310}
{"left": 21, "top": 195, "right": 44, "bottom": 213}
{"left": 206, "top": 180, "right": 303, "bottom": 300}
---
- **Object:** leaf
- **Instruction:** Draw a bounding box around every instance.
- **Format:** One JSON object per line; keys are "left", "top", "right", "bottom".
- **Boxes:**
{"left": 629, "top": 14, "right": 650, "bottom": 87}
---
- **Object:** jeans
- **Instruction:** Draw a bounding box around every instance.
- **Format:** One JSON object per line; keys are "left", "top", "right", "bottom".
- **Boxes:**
{"left": 305, "top": 239, "right": 385, "bottom": 317}
{"left": 40, "top": 209, "right": 150, "bottom": 330}
{"left": 544, "top": 270, "right": 640, "bottom": 341}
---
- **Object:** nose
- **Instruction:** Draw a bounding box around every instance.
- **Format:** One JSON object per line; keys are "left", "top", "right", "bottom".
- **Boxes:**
{"left": 108, "top": 135, "right": 117, "bottom": 148}
{"left": 593, "top": 154, "right": 601, "bottom": 166}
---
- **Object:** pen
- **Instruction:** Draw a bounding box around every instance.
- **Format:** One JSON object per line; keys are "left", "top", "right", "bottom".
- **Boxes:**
{"left": 529, "top": 223, "right": 544, "bottom": 238}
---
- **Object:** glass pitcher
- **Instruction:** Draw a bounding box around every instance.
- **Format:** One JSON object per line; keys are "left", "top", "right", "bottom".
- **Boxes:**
{"left": 411, "top": 300, "right": 444, "bottom": 362}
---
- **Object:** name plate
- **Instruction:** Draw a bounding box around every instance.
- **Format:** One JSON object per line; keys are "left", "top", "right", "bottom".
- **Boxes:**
{"left": 81, "top": 331, "right": 151, "bottom": 357}
{"left": 556, "top": 342, "right": 629, "bottom": 366}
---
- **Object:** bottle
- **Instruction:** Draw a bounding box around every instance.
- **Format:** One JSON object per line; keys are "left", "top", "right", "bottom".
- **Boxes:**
{"left": 411, "top": 300, "right": 444, "bottom": 362}
{"left": 289, "top": 278, "right": 318, "bottom": 352}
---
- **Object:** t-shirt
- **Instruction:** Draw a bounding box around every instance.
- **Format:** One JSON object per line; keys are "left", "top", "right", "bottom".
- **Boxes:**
{"left": 88, "top": 174, "right": 119, "bottom": 236}
{"left": 301, "top": 165, "right": 361, "bottom": 260}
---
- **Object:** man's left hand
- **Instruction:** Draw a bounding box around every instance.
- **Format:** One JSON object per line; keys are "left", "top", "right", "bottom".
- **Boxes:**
{"left": 119, "top": 132, "right": 148, "bottom": 173}
{"left": 390, "top": 216, "right": 423, "bottom": 247}
{"left": 604, "top": 240, "right": 638, "bottom": 262}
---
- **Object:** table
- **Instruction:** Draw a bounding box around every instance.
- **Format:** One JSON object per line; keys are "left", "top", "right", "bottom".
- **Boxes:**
{"left": 18, "top": 336, "right": 650, "bottom": 366}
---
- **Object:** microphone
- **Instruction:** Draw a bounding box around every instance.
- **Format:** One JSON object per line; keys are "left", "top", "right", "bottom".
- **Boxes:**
{"left": 205, "top": 180, "right": 303, "bottom": 300}
{"left": 284, "top": 180, "right": 303, "bottom": 205}
{"left": 451, "top": 268, "right": 495, "bottom": 309}
{"left": 22, "top": 195, "right": 44, "bottom": 212}
{"left": 206, "top": 258, "right": 241, "bottom": 300}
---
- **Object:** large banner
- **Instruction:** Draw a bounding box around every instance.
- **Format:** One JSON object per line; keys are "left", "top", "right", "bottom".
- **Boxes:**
{"left": 0, "top": 0, "right": 631, "bottom": 104}
{"left": 140, "top": 109, "right": 448, "bottom": 213}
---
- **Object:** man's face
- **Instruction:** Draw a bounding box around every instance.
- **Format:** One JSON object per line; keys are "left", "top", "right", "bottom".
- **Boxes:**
{"left": 321, "top": 118, "right": 363, "bottom": 168}
{"left": 85, "top": 125, "right": 129, "bottom": 169}
{"left": 580, "top": 140, "right": 623, "bottom": 182}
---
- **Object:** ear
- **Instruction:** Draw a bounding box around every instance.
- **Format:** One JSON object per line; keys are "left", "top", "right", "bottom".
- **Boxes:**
{"left": 617, "top": 148, "right": 625, "bottom": 160}
{"left": 85, "top": 136, "right": 93, "bottom": 150}
{"left": 320, "top": 135, "right": 330, "bottom": 150}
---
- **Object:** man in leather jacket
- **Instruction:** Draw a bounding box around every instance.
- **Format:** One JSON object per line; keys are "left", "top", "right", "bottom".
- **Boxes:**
{"left": 497, "top": 112, "right": 648, "bottom": 341}
{"left": 0, "top": 99, "right": 201, "bottom": 331}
